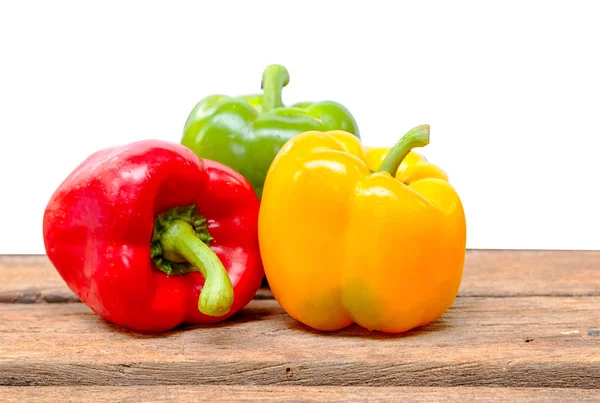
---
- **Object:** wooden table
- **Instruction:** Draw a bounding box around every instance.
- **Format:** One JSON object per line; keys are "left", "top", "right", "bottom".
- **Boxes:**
{"left": 1, "top": 251, "right": 599, "bottom": 402}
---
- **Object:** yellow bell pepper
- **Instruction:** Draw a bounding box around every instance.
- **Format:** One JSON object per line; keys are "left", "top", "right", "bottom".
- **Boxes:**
{"left": 258, "top": 125, "right": 467, "bottom": 333}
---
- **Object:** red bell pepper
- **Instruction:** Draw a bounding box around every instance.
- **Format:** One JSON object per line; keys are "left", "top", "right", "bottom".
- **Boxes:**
{"left": 42, "top": 139, "right": 264, "bottom": 332}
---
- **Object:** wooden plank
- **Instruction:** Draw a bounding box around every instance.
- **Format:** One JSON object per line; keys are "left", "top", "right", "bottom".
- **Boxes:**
{"left": 1, "top": 251, "right": 599, "bottom": 304}
{"left": 0, "top": 255, "right": 272, "bottom": 303}
{"left": 0, "top": 250, "right": 600, "bottom": 303}
{"left": 0, "top": 255, "right": 78, "bottom": 303}
{"left": 1, "top": 386, "right": 599, "bottom": 402}
{"left": 460, "top": 249, "right": 600, "bottom": 297}
{"left": 1, "top": 298, "right": 599, "bottom": 388}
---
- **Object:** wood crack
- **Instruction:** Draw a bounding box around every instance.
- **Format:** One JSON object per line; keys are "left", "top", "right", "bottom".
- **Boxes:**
{"left": 3, "top": 290, "right": 600, "bottom": 304}
{"left": 2, "top": 251, "right": 599, "bottom": 304}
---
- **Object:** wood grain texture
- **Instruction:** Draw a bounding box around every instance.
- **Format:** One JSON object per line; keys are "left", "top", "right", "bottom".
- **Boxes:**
{"left": 1, "top": 251, "right": 599, "bottom": 304}
{"left": 460, "top": 249, "right": 600, "bottom": 297}
{"left": 0, "top": 255, "right": 272, "bottom": 303}
{"left": 0, "top": 255, "right": 77, "bottom": 303}
{"left": 2, "top": 386, "right": 599, "bottom": 402}
{"left": 1, "top": 298, "right": 599, "bottom": 388}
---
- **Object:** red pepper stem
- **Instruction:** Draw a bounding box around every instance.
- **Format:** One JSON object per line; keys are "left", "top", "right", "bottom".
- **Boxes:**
{"left": 377, "top": 124, "right": 431, "bottom": 175}
{"left": 261, "top": 64, "right": 290, "bottom": 111}
{"left": 159, "top": 220, "right": 234, "bottom": 317}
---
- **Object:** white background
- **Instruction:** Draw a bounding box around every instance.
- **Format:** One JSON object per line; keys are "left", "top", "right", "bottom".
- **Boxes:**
{"left": 1, "top": 0, "right": 599, "bottom": 254}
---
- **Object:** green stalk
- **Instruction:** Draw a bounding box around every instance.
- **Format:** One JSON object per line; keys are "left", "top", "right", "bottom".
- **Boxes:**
{"left": 377, "top": 124, "right": 430, "bottom": 175}
{"left": 151, "top": 205, "right": 233, "bottom": 317}
{"left": 261, "top": 64, "right": 290, "bottom": 111}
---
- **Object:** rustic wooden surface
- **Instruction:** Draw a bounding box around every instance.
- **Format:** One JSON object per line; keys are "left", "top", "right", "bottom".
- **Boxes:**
{"left": 1, "top": 297, "right": 599, "bottom": 388}
{"left": 1, "top": 251, "right": 599, "bottom": 401}
{"left": 0, "top": 254, "right": 274, "bottom": 303}
{"left": 2, "top": 250, "right": 599, "bottom": 303}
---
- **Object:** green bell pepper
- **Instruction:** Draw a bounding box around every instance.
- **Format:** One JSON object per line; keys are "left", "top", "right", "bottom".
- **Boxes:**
{"left": 181, "top": 64, "right": 360, "bottom": 199}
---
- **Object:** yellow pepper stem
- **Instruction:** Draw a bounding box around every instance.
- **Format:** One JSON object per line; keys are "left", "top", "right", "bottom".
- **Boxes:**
{"left": 377, "top": 124, "right": 430, "bottom": 175}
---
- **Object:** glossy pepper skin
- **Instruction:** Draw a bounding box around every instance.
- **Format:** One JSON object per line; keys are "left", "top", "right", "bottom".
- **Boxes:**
{"left": 43, "top": 140, "right": 264, "bottom": 332}
{"left": 364, "top": 147, "right": 449, "bottom": 183}
{"left": 181, "top": 64, "right": 360, "bottom": 199}
{"left": 258, "top": 125, "right": 466, "bottom": 333}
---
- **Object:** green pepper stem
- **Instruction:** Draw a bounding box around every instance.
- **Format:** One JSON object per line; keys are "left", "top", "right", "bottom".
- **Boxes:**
{"left": 377, "top": 124, "right": 431, "bottom": 175}
{"left": 261, "top": 64, "right": 290, "bottom": 111}
{"left": 158, "top": 220, "right": 234, "bottom": 317}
